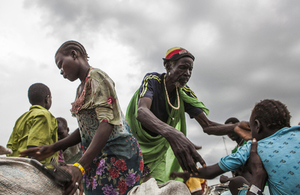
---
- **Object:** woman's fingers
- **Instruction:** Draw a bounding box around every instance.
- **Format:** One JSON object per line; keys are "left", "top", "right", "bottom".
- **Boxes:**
{"left": 63, "top": 181, "right": 78, "bottom": 195}
{"left": 175, "top": 152, "right": 188, "bottom": 172}
{"left": 62, "top": 166, "right": 83, "bottom": 195}
{"left": 192, "top": 150, "right": 206, "bottom": 168}
{"left": 19, "top": 147, "right": 40, "bottom": 157}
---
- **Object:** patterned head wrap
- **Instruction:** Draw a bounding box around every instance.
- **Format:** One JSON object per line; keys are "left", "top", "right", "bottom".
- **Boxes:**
{"left": 163, "top": 47, "right": 195, "bottom": 65}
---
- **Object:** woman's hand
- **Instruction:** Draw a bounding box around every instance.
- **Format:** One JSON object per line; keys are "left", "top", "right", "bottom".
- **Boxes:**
{"left": 62, "top": 166, "right": 83, "bottom": 195}
{"left": 246, "top": 139, "right": 268, "bottom": 195}
{"left": 234, "top": 121, "right": 252, "bottom": 140}
{"left": 20, "top": 145, "right": 56, "bottom": 161}
{"left": 248, "top": 138, "right": 267, "bottom": 178}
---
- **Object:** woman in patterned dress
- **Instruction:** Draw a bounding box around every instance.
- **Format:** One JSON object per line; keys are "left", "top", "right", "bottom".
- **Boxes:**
{"left": 21, "top": 40, "right": 143, "bottom": 195}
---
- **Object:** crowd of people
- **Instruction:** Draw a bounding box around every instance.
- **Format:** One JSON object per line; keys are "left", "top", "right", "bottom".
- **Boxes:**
{"left": 3, "top": 41, "right": 300, "bottom": 195}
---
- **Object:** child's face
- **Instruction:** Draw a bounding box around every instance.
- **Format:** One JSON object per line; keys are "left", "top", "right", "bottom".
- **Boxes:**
{"left": 57, "top": 121, "right": 69, "bottom": 140}
{"left": 55, "top": 52, "right": 80, "bottom": 82}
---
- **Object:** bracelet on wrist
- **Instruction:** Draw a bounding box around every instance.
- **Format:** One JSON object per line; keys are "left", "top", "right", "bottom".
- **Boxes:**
{"left": 73, "top": 162, "right": 85, "bottom": 175}
{"left": 249, "top": 184, "right": 262, "bottom": 195}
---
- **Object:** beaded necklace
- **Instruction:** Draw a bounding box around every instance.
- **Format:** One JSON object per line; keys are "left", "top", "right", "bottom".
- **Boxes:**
{"left": 164, "top": 75, "right": 180, "bottom": 110}
{"left": 164, "top": 75, "right": 180, "bottom": 121}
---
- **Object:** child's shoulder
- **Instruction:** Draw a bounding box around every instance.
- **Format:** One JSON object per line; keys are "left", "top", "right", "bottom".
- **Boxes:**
{"left": 29, "top": 105, "right": 54, "bottom": 118}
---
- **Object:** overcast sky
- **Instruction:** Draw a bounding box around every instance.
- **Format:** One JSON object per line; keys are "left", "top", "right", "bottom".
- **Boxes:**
{"left": 1, "top": 0, "right": 299, "bottom": 185}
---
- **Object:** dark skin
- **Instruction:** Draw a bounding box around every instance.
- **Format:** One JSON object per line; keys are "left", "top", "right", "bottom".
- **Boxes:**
{"left": 221, "top": 119, "right": 251, "bottom": 181}
{"left": 234, "top": 139, "right": 267, "bottom": 195}
{"left": 234, "top": 121, "right": 252, "bottom": 140}
{"left": 219, "top": 139, "right": 267, "bottom": 195}
{"left": 57, "top": 118, "right": 71, "bottom": 166}
{"left": 170, "top": 109, "right": 270, "bottom": 195}
{"left": 170, "top": 139, "right": 267, "bottom": 195}
{"left": 57, "top": 119, "right": 69, "bottom": 141}
{"left": 137, "top": 56, "right": 245, "bottom": 174}
{"left": 20, "top": 50, "right": 114, "bottom": 195}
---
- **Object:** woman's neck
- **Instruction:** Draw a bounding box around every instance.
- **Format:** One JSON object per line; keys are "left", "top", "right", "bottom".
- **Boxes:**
{"left": 79, "top": 64, "right": 91, "bottom": 82}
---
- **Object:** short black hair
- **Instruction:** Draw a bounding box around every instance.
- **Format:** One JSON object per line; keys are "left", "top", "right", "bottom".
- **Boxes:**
{"left": 252, "top": 99, "right": 291, "bottom": 130}
{"left": 55, "top": 40, "right": 88, "bottom": 59}
{"left": 56, "top": 117, "right": 68, "bottom": 129}
{"left": 224, "top": 117, "right": 240, "bottom": 124}
{"left": 28, "top": 83, "right": 51, "bottom": 105}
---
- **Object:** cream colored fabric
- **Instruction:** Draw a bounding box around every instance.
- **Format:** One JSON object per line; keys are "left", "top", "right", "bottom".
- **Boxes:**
{"left": 0, "top": 156, "right": 63, "bottom": 195}
{"left": 128, "top": 178, "right": 191, "bottom": 195}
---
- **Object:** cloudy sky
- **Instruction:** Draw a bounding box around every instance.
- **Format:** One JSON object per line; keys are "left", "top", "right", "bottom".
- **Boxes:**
{"left": 1, "top": 0, "right": 300, "bottom": 185}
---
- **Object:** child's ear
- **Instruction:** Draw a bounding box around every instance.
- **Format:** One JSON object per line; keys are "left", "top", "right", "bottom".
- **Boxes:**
{"left": 45, "top": 95, "right": 50, "bottom": 104}
{"left": 254, "top": 119, "right": 262, "bottom": 133}
{"left": 67, "top": 127, "right": 70, "bottom": 133}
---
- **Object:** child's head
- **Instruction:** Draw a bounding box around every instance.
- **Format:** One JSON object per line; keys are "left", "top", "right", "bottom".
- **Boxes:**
{"left": 224, "top": 117, "right": 240, "bottom": 125}
{"left": 224, "top": 117, "right": 240, "bottom": 142}
{"left": 55, "top": 40, "right": 89, "bottom": 82}
{"left": 28, "top": 83, "right": 52, "bottom": 110}
{"left": 56, "top": 117, "right": 69, "bottom": 140}
{"left": 250, "top": 99, "right": 291, "bottom": 140}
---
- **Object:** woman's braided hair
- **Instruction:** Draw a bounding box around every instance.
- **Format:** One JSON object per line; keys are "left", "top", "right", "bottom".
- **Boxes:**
{"left": 55, "top": 40, "right": 89, "bottom": 59}
{"left": 252, "top": 99, "right": 291, "bottom": 130}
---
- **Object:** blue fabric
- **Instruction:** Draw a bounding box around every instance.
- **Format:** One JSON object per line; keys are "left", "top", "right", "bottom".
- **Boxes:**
{"left": 219, "top": 126, "right": 300, "bottom": 195}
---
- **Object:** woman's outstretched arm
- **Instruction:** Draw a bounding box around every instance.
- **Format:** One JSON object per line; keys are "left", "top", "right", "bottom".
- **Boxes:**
{"left": 20, "top": 128, "right": 81, "bottom": 161}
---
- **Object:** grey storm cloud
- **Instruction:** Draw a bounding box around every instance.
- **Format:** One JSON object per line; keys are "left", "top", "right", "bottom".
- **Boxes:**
{"left": 23, "top": 0, "right": 300, "bottom": 155}
{"left": 1, "top": 0, "right": 300, "bottom": 184}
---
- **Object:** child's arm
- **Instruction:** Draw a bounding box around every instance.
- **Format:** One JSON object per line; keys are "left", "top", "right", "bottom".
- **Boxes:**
{"left": 170, "top": 163, "right": 225, "bottom": 180}
{"left": 199, "top": 164, "right": 225, "bottom": 179}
